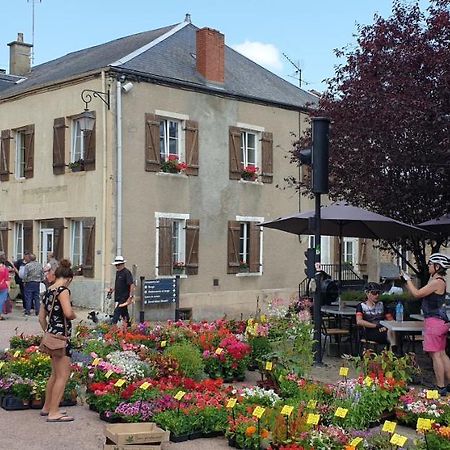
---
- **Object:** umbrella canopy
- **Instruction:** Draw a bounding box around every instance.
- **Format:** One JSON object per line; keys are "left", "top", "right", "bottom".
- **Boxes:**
{"left": 261, "top": 203, "right": 427, "bottom": 240}
{"left": 418, "top": 213, "right": 450, "bottom": 235}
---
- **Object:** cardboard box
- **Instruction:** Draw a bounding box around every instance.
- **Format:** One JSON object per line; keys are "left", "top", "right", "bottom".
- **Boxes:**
{"left": 104, "top": 443, "right": 167, "bottom": 450}
{"left": 104, "top": 423, "right": 169, "bottom": 446}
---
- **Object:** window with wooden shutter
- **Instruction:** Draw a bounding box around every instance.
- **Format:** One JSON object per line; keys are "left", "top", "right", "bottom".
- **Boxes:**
{"left": 84, "top": 120, "right": 96, "bottom": 171}
{"left": 261, "top": 131, "right": 273, "bottom": 184}
{"left": 229, "top": 126, "right": 242, "bottom": 180}
{"left": 249, "top": 222, "right": 261, "bottom": 273}
{"left": 358, "top": 238, "right": 367, "bottom": 273}
{"left": 0, "top": 130, "right": 11, "bottom": 182}
{"left": 82, "top": 218, "right": 95, "bottom": 278}
{"left": 184, "top": 120, "right": 199, "bottom": 176}
{"left": 227, "top": 220, "right": 241, "bottom": 273}
{"left": 53, "top": 118, "right": 67, "bottom": 175}
{"left": 158, "top": 217, "right": 172, "bottom": 275}
{"left": 24, "top": 124, "right": 35, "bottom": 179}
{"left": 185, "top": 219, "right": 199, "bottom": 275}
{"left": 0, "top": 222, "right": 8, "bottom": 257}
{"left": 23, "top": 220, "right": 33, "bottom": 253}
{"left": 145, "top": 113, "right": 161, "bottom": 172}
{"left": 53, "top": 219, "right": 65, "bottom": 261}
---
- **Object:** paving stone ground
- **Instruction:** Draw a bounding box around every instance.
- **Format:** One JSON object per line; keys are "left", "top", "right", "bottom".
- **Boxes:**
{"left": 0, "top": 305, "right": 427, "bottom": 449}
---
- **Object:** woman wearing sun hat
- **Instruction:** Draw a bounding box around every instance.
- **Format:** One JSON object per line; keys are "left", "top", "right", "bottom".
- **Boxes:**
{"left": 402, "top": 253, "right": 450, "bottom": 396}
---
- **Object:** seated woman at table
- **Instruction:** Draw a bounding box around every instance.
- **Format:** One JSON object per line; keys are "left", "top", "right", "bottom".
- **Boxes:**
{"left": 402, "top": 253, "right": 450, "bottom": 396}
{"left": 356, "top": 282, "right": 396, "bottom": 347}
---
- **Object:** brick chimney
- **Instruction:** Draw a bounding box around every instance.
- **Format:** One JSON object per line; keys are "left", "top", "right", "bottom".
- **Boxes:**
{"left": 196, "top": 28, "right": 224, "bottom": 84}
{"left": 8, "top": 33, "right": 32, "bottom": 76}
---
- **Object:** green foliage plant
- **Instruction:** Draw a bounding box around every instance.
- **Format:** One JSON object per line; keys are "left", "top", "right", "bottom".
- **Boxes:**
{"left": 165, "top": 342, "right": 205, "bottom": 380}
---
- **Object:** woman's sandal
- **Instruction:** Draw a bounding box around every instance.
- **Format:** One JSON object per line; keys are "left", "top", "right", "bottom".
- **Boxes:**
{"left": 46, "top": 415, "right": 74, "bottom": 422}
{"left": 40, "top": 410, "right": 67, "bottom": 417}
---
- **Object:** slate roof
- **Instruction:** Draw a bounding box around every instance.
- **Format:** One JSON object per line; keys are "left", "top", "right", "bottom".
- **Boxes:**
{"left": 0, "top": 73, "right": 24, "bottom": 92}
{"left": 0, "top": 22, "right": 317, "bottom": 110}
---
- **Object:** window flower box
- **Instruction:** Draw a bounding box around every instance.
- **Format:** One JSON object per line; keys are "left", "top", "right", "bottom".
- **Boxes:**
{"left": 241, "top": 165, "right": 259, "bottom": 181}
{"left": 161, "top": 155, "right": 187, "bottom": 174}
{"left": 68, "top": 159, "right": 85, "bottom": 172}
{"left": 173, "top": 261, "right": 185, "bottom": 275}
{"left": 239, "top": 261, "right": 249, "bottom": 273}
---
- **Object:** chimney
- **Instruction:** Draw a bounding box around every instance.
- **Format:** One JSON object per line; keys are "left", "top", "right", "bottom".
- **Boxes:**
{"left": 196, "top": 28, "right": 224, "bottom": 84}
{"left": 8, "top": 33, "right": 32, "bottom": 76}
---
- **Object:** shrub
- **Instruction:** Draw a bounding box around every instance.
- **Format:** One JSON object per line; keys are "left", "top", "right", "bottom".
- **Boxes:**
{"left": 165, "top": 342, "right": 205, "bottom": 380}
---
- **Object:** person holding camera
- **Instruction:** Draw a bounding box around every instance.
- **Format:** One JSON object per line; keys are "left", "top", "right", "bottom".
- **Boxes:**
{"left": 402, "top": 253, "right": 450, "bottom": 396}
{"left": 356, "top": 282, "right": 397, "bottom": 347}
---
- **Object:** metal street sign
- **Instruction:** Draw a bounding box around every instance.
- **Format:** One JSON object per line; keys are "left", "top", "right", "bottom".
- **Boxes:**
{"left": 143, "top": 278, "right": 177, "bottom": 305}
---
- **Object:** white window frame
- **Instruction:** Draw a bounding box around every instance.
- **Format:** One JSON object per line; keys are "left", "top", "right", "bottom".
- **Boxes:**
{"left": 39, "top": 228, "right": 54, "bottom": 264}
{"left": 159, "top": 118, "right": 183, "bottom": 162}
{"left": 15, "top": 129, "right": 26, "bottom": 179}
{"left": 236, "top": 215, "right": 264, "bottom": 276}
{"left": 71, "top": 118, "right": 85, "bottom": 162}
{"left": 71, "top": 220, "right": 83, "bottom": 267}
{"left": 155, "top": 212, "right": 189, "bottom": 278}
{"left": 14, "top": 222, "right": 24, "bottom": 260}
{"left": 307, "top": 235, "right": 331, "bottom": 265}
{"left": 240, "top": 130, "right": 259, "bottom": 168}
{"left": 343, "top": 238, "right": 358, "bottom": 267}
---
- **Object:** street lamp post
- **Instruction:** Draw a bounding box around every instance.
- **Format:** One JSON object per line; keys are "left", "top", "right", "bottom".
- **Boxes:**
{"left": 79, "top": 89, "right": 110, "bottom": 131}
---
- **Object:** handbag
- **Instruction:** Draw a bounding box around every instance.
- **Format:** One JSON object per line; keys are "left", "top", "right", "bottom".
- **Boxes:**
{"left": 39, "top": 288, "right": 68, "bottom": 357}
{"left": 2, "top": 296, "right": 13, "bottom": 314}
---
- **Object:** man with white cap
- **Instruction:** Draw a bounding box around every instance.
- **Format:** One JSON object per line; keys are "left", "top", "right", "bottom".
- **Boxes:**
{"left": 110, "top": 256, "right": 134, "bottom": 326}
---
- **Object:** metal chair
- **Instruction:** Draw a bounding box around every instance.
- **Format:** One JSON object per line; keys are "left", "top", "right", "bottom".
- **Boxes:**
{"left": 322, "top": 315, "right": 351, "bottom": 356}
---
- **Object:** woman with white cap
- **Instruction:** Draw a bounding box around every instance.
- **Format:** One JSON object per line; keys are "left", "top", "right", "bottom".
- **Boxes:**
{"left": 402, "top": 253, "right": 450, "bottom": 396}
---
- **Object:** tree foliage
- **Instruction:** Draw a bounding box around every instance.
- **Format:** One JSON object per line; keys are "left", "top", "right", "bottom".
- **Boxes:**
{"left": 291, "top": 0, "right": 450, "bottom": 285}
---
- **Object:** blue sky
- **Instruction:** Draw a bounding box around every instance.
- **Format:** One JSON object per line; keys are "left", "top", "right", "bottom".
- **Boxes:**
{"left": 1, "top": 0, "right": 430, "bottom": 91}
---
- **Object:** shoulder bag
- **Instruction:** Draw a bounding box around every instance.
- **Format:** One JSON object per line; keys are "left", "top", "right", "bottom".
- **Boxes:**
{"left": 39, "top": 288, "right": 68, "bottom": 358}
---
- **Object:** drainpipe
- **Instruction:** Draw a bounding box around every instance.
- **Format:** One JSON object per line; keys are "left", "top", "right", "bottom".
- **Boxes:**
{"left": 101, "top": 71, "right": 108, "bottom": 312}
{"left": 116, "top": 80, "right": 123, "bottom": 255}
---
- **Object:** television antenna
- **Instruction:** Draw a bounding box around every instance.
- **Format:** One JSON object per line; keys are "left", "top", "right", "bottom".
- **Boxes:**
{"left": 282, "top": 52, "right": 304, "bottom": 88}
{"left": 27, "top": 0, "right": 42, "bottom": 63}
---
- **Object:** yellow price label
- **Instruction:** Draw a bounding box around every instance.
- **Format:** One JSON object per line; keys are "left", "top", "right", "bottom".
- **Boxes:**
{"left": 215, "top": 347, "right": 223, "bottom": 355}
{"left": 114, "top": 379, "right": 126, "bottom": 387}
{"left": 350, "top": 437, "right": 363, "bottom": 447}
{"left": 280, "top": 405, "right": 294, "bottom": 417}
{"left": 334, "top": 407, "right": 348, "bottom": 418}
{"left": 306, "top": 413, "right": 320, "bottom": 425}
{"left": 252, "top": 406, "right": 266, "bottom": 419}
{"left": 307, "top": 399, "right": 317, "bottom": 409}
{"left": 364, "top": 376, "right": 373, "bottom": 386}
{"left": 139, "top": 381, "right": 151, "bottom": 390}
{"left": 382, "top": 420, "right": 397, "bottom": 433}
{"left": 265, "top": 361, "right": 273, "bottom": 371}
{"left": 390, "top": 434, "right": 407, "bottom": 447}
{"left": 226, "top": 398, "right": 237, "bottom": 409}
{"left": 426, "top": 390, "right": 439, "bottom": 399}
{"left": 13, "top": 351, "right": 20, "bottom": 358}
{"left": 174, "top": 391, "right": 186, "bottom": 401}
{"left": 417, "top": 418, "right": 432, "bottom": 431}
{"left": 0, "top": 362, "right": 5, "bottom": 369}
{"left": 92, "top": 358, "right": 101, "bottom": 366}
{"left": 260, "top": 314, "right": 267, "bottom": 323}
{"left": 160, "top": 340, "right": 167, "bottom": 348}
{"left": 339, "top": 367, "right": 349, "bottom": 377}
{"left": 105, "top": 370, "right": 113, "bottom": 379}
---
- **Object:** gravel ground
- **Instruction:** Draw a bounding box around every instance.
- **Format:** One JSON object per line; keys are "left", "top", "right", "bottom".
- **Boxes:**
{"left": 0, "top": 305, "right": 424, "bottom": 449}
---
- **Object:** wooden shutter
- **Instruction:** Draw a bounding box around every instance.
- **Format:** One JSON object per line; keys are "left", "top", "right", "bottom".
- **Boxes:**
{"left": 53, "top": 219, "right": 65, "bottom": 261}
{"left": 82, "top": 218, "right": 95, "bottom": 278}
{"left": 145, "top": 113, "right": 161, "bottom": 172}
{"left": 158, "top": 218, "right": 172, "bottom": 275}
{"left": 229, "top": 126, "right": 242, "bottom": 180}
{"left": 249, "top": 222, "right": 261, "bottom": 273}
{"left": 333, "top": 236, "right": 341, "bottom": 265}
{"left": 0, "top": 222, "right": 8, "bottom": 257}
{"left": 24, "top": 124, "right": 35, "bottom": 179}
{"left": 261, "top": 131, "right": 273, "bottom": 184}
{"left": 185, "top": 219, "right": 199, "bottom": 275}
{"left": 84, "top": 119, "right": 96, "bottom": 171}
{"left": 23, "top": 220, "right": 33, "bottom": 253}
{"left": 52, "top": 118, "right": 67, "bottom": 175}
{"left": 227, "top": 220, "right": 241, "bottom": 274}
{"left": 358, "top": 238, "right": 368, "bottom": 273}
{"left": 0, "top": 130, "right": 11, "bottom": 182}
{"left": 184, "top": 120, "right": 199, "bottom": 176}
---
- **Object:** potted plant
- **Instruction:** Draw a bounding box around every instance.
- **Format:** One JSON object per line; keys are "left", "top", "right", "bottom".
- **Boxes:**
{"left": 241, "top": 165, "right": 259, "bottom": 181}
{"left": 239, "top": 261, "right": 249, "bottom": 273}
{"left": 172, "top": 261, "right": 185, "bottom": 275}
{"left": 160, "top": 155, "right": 187, "bottom": 174}
{"left": 153, "top": 410, "right": 196, "bottom": 443}
{"left": 68, "top": 159, "right": 85, "bottom": 172}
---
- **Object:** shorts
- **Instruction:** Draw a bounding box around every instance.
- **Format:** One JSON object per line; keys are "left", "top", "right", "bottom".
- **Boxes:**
{"left": 423, "top": 317, "right": 449, "bottom": 352}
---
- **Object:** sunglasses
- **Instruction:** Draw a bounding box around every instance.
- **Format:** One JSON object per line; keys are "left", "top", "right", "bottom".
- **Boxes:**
{"left": 369, "top": 290, "right": 381, "bottom": 295}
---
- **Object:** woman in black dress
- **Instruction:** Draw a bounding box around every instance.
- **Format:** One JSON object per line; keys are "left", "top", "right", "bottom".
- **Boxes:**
{"left": 38, "top": 259, "right": 76, "bottom": 422}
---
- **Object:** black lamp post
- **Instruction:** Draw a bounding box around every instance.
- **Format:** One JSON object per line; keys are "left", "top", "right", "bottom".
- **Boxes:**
{"left": 80, "top": 89, "right": 110, "bottom": 131}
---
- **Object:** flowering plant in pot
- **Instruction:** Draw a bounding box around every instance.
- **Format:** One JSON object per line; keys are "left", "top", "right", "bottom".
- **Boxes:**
{"left": 173, "top": 261, "right": 185, "bottom": 274}
{"left": 241, "top": 165, "right": 259, "bottom": 181}
{"left": 68, "top": 159, "right": 85, "bottom": 172}
{"left": 239, "top": 260, "right": 249, "bottom": 272}
{"left": 161, "top": 155, "right": 187, "bottom": 174}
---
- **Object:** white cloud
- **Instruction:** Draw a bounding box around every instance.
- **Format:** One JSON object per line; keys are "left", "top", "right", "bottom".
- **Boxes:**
{"left": 232, "top": 40, "right": 283, "bottom": 71}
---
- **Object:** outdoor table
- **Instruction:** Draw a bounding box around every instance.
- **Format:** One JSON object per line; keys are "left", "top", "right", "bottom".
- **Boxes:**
{"left": 410, "top": 314, "right": 424, "bottom": 321}
{"left": 380, "top": 320, "right": 424, "bottom": 354}
{"left": 331, "top": 300, "right": 360, "bottom": 307}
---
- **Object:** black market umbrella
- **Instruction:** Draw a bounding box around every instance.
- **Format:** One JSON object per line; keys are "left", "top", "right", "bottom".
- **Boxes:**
{"left": 261, "top": 203, "right": 428, "bottom": 283}
{"left": 418, "top": 213, "right": 450, "bottom": 235}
